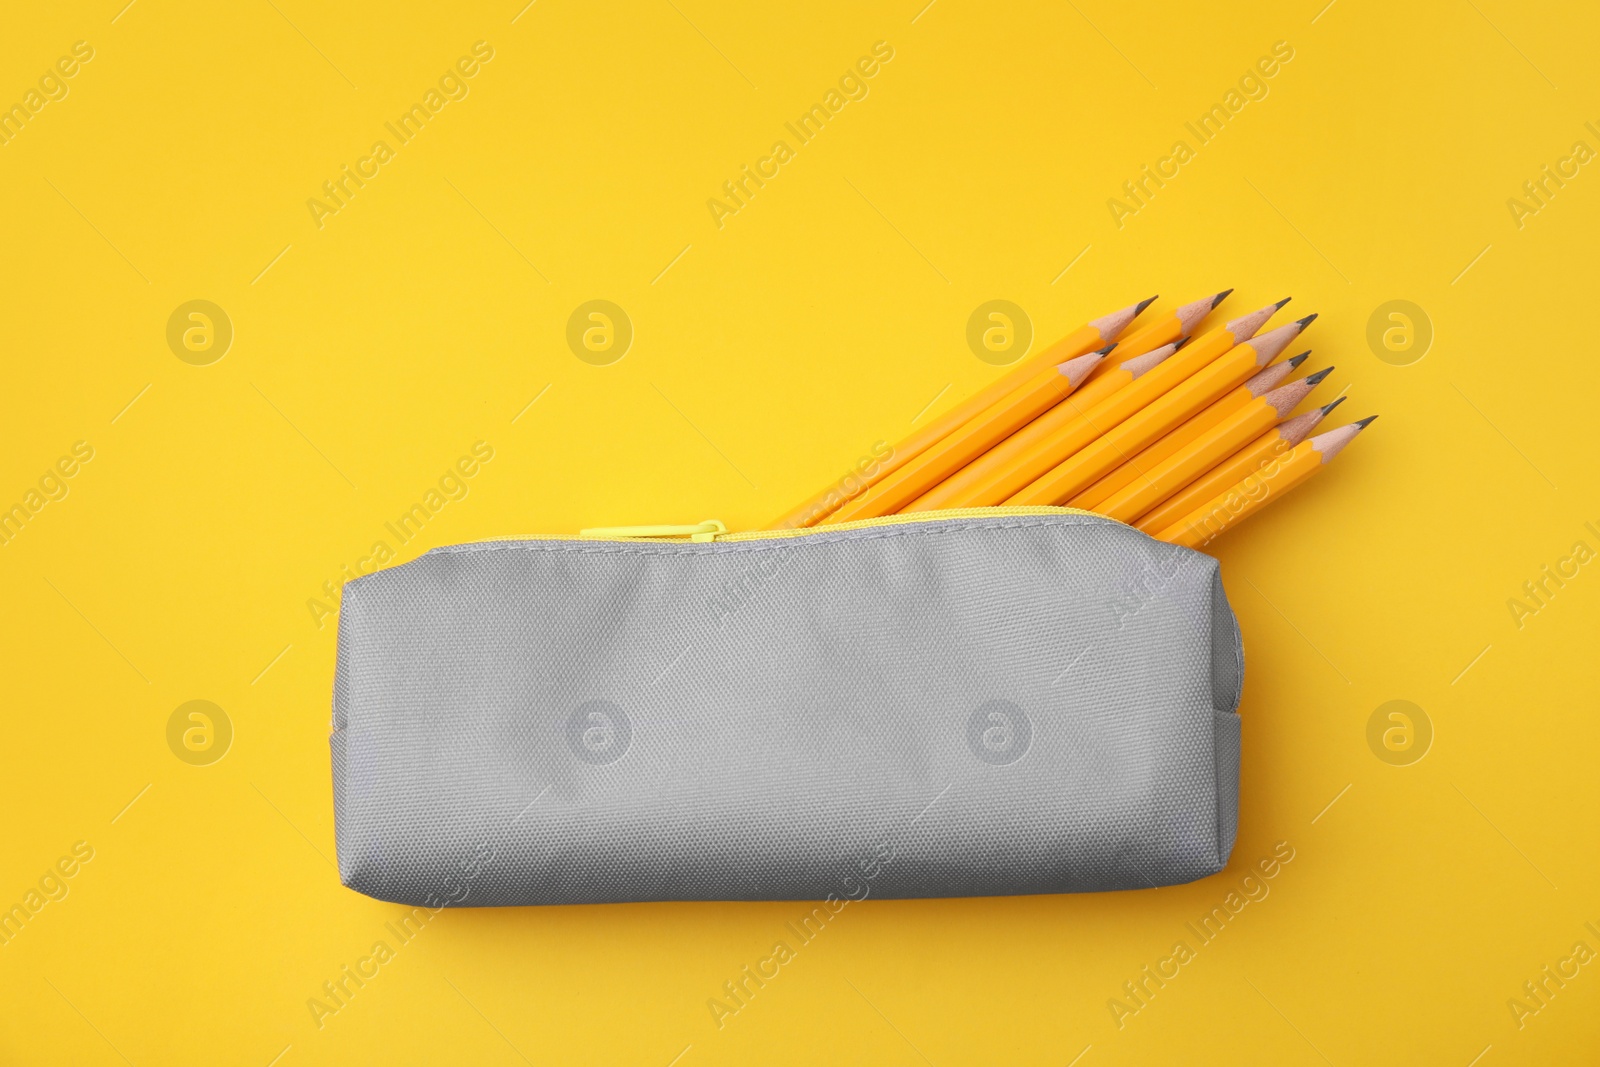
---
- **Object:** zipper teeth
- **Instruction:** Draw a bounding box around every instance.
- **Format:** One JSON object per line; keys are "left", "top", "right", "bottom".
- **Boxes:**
{"left": 458, "top": 506, "right": 1117, "bottom": 546}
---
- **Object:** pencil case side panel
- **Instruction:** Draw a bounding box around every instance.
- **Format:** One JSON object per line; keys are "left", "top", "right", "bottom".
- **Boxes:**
{"left": 1210, "top": 565, "right": 1244, "bottom": 864}
{"left": 330, "top": 514, "right": 1243, "bottom": 906}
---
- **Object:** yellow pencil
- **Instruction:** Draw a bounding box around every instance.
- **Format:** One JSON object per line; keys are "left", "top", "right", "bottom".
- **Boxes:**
{"left": 825, "top": 350, "right": 1107, "bottom": 522}
{"left": 1155, "top": 418, "right": 1375, "bottom": 548}
{"left": 1074, "top": 297, "right": 1285, "bottom": 411}
{"left": 1072, "top": 352, "right": 1308, "bottom": 511}
{"left": 1136, "top": 398, "right": 1342, "bottom": 534}
{"left": 1094, "top": 368, "right": 1330, "bottom": 523}
{"left": 907, "top": 300, "right": 1289, "bottom": 511}
{"left": 766, "top": 297, "right": 1154, "bottom": 529}
{"left": 1005, "top": 316, "right": 1316, "bottom": 507}
{"left": 904, "top": 341, "right": 1182, "bottom": 511}
{"left": 1085, "top": 289, "right": 1232, "bottom": 381}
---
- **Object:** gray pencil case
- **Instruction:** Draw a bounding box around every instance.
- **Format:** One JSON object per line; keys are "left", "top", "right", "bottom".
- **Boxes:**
{"left": 330, "top": 507, "right": 1243, "bottom": 907}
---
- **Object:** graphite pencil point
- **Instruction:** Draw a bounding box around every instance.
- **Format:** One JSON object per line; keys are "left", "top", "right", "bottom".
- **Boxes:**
{"left": 1211, "top": 288, "right": 1234, "bottom": 307}
{"left": 1354, "top": 414, "right": 1378, "bottom": 428}
{"left": 1320, "top": 396, "right": 1346, "bottom": 414}
{"left": 1273, "top": 296, "right": 1293, "bottom": 309}
{"left": 1304, "top": 366, "right": 1334, "bottom": 386}
{"left": 1286, "top": 351, "right": 1310, "bottom": 368}
{"left": 1135, "top": 294, "right": 1159, "bottom": 314}
{"left": 1095, "top": 343, "right": 1117, "bottom": 354}
{"left": 1295, "top": 313, "right": 1318, "bottom": 328}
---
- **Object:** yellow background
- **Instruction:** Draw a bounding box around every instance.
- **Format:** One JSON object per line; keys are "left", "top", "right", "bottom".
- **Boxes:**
{"left": 3, "top": 0, "right": 1597, "bottom": 1063}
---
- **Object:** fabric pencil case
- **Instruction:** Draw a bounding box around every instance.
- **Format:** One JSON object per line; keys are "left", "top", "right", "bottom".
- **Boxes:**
{"left": 330, "top": 506, "right": 1243, "bottom": 907}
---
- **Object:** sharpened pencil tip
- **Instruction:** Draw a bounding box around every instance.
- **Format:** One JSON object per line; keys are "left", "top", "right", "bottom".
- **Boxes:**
{"left": 1295, "top": 313, "right": 1318, "bottom": 328}
{"left": 1135, "top": 295, "right": 1158, "bottom": 314}
{"left": 1095, "top": 343, "right": 1117, "bottom": 355}
{"left": 1354, "top": 414, "right": 1377, "bottom": 428}
{"left": 1287, "top": 351, "right": 1310, "bottom": 367}
{"left": 1305, "top": 366, "right": 1334, "bottom": 386}
{"left": 1320, "top": 396, "right": 1347, "bottom": 414}
{"left": 1211, "top": 288, "right": 1233, "bottom": 307}
{"left": 1274, "top": 297, "right": 1293, "bottom": 309}
{"left": 1173, "top": 335, "right": 1193, "bottom": 350}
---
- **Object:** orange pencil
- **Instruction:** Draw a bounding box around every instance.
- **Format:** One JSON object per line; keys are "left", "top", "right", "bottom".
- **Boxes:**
{"left": 1136, "top": 398, "right": 1343, "bottom": 534}
{"left": 1005, "top": 316, "right": 1316, "bottom": 507}
{"left": 824, "top": 350, "right": 1107, "bottom": 522}
{"left": 766, "top": 297, "right": 1154, "bottom": 529}
{"left": 907, "top": 300, "right": 1289, "bottom": 511}
{"left": 1087, "top": 289, "right": 1233, "bottom": 379}
{"left": 1094, "top": 368, "right": 1331, "bottom": 523}
{"left": 1155, "top": 418, "right": 1376, "bottom": 548}
{"left": 905, "top": 342, "right": 1180, "bottom": 511}
{"left": 1072, "top": 352, "right": 1309, "bottom": 510}
{"left": 1067, "top": 298, "right": 1286, "bottom": 415}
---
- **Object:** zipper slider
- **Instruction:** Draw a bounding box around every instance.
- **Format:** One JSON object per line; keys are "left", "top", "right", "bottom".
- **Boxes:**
{"left": 579, "top": 519, "right": 727, "bottom": 543}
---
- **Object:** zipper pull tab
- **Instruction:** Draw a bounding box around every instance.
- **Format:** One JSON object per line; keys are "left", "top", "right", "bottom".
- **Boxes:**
{"left": 579, "top": 519, "right": 727, "bottom": 543}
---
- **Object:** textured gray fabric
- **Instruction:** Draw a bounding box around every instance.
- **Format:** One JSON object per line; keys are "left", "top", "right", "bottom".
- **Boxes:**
{"left": 330, "top": 513, "right": 1244, "bottom": 906}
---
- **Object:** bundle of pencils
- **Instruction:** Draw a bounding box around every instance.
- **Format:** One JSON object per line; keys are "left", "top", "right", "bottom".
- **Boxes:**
{"left": 770, "top": 292, "right": 1374, "bottom": 549}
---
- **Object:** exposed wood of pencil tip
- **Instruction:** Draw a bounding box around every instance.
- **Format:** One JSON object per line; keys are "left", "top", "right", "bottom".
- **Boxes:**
{"left": 1058, "top": 349, "right": 1111, "bottom": 386}
{"left": 1171, "top": 290, "right": 1229, "bottom": 333}
{"left": 1222, "top": 300, "right": 1288, "bottom": 342}
{"left": 1088, "top": 296, "right": 1158, "bottom": 341}
{"left": 1120, "top": 341, "right": 1184, "bottom": 379}
{"left": 1310, "top": 416, "right": 1374, "bottom": 463}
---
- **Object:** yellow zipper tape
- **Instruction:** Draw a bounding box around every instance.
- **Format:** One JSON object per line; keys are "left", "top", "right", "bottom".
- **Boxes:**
{"left": 579, "top": 519, "right": 728, "bottom": 542}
